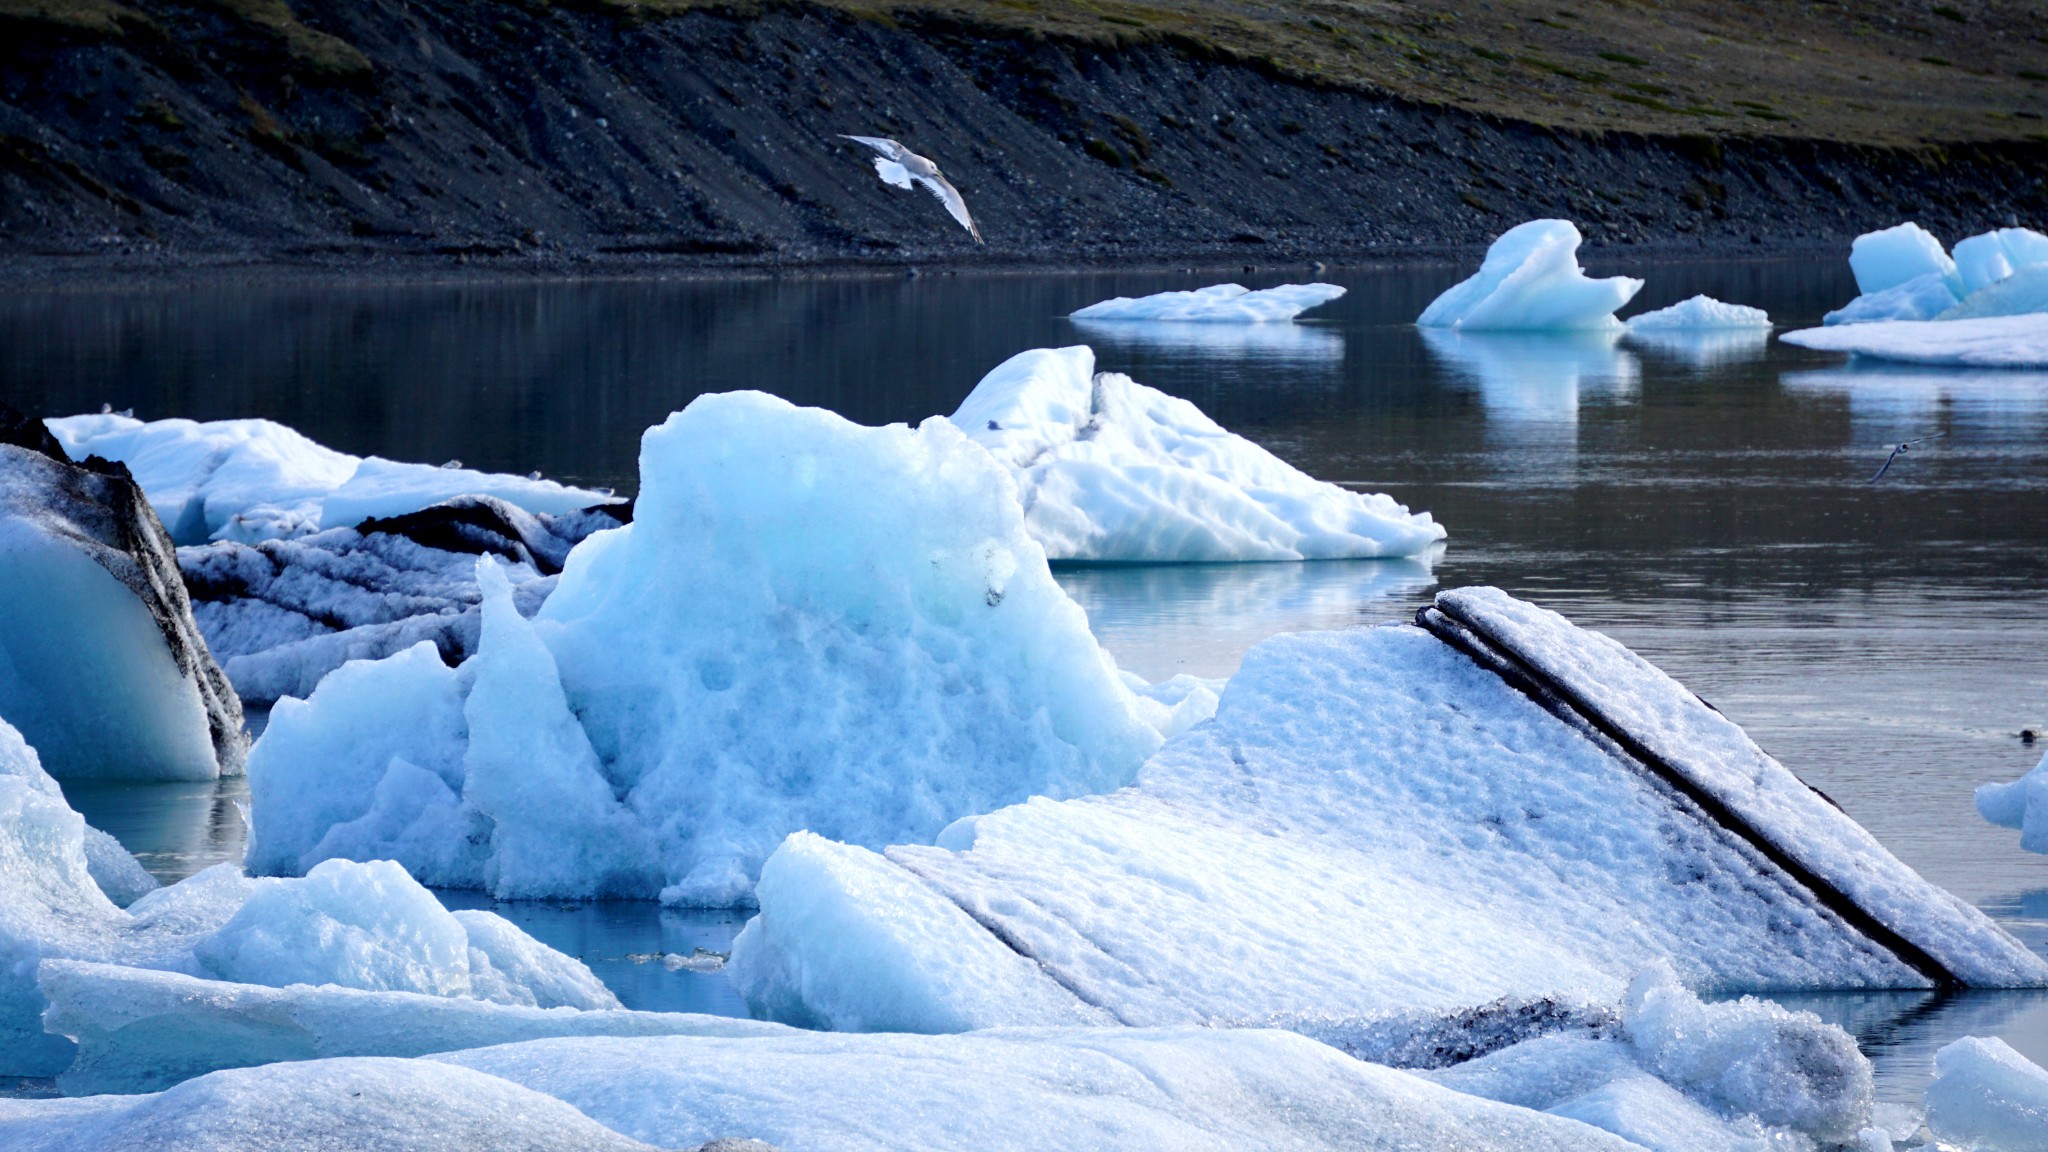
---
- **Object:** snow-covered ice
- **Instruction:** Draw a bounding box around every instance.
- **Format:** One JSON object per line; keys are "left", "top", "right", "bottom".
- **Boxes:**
{"left": 1924, "top": 1035, "right": 2048, "bottom": 1152}
{"left": 246, "top": 391, "right": 1181, "bottom": 906}
{"left": 38, "top": 959, "right": 789, "bottom": 1095}
{"left": 1976, "top": 749, "right": 2048, "bottom": 854}
{"left": 729, "top": 595, "right": 2040, "bottom": 1045}
{"left": 1782, "top": 314, "right": 2048, "bottom": 369}
{"left": 1417, "top": 220, "right": 1642, "bottom": 331}
{"left": 46, "top": 414, "right": 619, "bottom": 545}
{"left": 949, "top": 346, "right": 1444, "bottom": 561}
{"left": 0, "top": 444, "right": 246, "bottom": 780}
{"left": 435, "top": 1027, "right": 1643, "bottom": 1152}
{"left": 1623, "top": 295, "right": 1771, "bottom": 330}
{"left": 1427, "top": 964, "right": 1873, "bottom": 1149}
{"left": 1070, "top": 282, "right": 1346, "bottom": 323}
{"left": 0, "top": 1057, "right": 666, "bottom": 1152}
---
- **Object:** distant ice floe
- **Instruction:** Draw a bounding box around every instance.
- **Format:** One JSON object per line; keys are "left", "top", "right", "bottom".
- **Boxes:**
{"left": 1623, "top": 295, "right": 1771, "bottom": 330}
{"left": 1781, "top": 314, "right": 2048, "bottom": 369}
{"left": 1976, "top": 749, "right": 2048, "bottom": 853}
{"left": 46, "top": 414, "right": 620, "bottom": 545}
{"left": 1070, "top": 282, "right": 1345, "bottom": 323}
{"left": 1418, "top": 219, "right": 1643, "bottom": 331}
{"left": 951, "top": 346, "right": 1444, "bottom": 561}
{"left": 244, "top": 391, "right": 1201, "bottom": 908}
{"left": 1823, "top": 222, "right": 2048, "bottom": 325}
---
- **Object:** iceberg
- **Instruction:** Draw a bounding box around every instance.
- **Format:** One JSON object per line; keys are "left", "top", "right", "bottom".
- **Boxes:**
{"left": 949, "top": 346, "right": 1444, "bottom": 561}
{"left": 727, "top": 588, "right": 2042, "bottom": 1042}
{"left": 0, "top": 435, "right": 246, "bottom": 780}
{"left": 1781, "top": 314, "right": 2048, "bottom": 369}
{"left": 1417, "top": 220, "right": 1643, "bottom": 331}
{"left": 1924, "top": 1035, "right": 2048, "bottom": 1152}
{"left": 0, "top": 1057, "right": 666, "bottom": 1152}
{"left": 45, "top": 413, "right": 620, "bottom": 545}
{"left": 1820, "top": 224, "right": 2048, "bottom": 325}
{"left": 38, "top": 959, "right": 789, "bottom": 1095}
{"left": 1427, "top": 964, "right": 1874, "bottom": 1148}
{"left": 246, "top": 392, "right": 1182, "bottom": 906}
{"left": 1976, "top": 750, "right": 2048, "bottom": 853}
{"left": 180, "top": 495, "right": 624, "bottom": 705}
{"left": 1069, "top": 282, "right": 1345, "bottom": 323}
{"left": 1623, "top": 295, "right": 1771, "bottom": 330}
{"left": 0, "top": 718, "right": 157, "bottom": 909}
{"left": 434, "top": 1028, "right": 1641, "bottom": 1152}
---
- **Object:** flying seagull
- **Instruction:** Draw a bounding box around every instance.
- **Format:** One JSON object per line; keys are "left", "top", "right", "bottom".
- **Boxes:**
{"left": 839, "top": 136, "right": 982, "bottom": 243}
{"left": 1869, "top": 431, "right": 1947, "bottom": 483}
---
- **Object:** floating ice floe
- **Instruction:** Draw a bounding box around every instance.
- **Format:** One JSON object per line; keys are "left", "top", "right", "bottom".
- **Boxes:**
{"left": 245, "top": 392, "right": 1199, "bottom": 906}
{"left": 1623, "top": 295, "right": 1771, "bottom": 330}
{"left": 1417, "top": 220, "right": 1643, "bottom": 331}
{"left": 1426, "top": 963, "right": 1874, "bottom": 1149}
{"left": 1924, "top": 1035, "right": 2048, "bottom": 1152}
{"left": 180, "top": 495, "right": 625, "bottom": 705}
{"left": 0, "top": 718, "right": 156, "bottom": 908}
{"left": 431, "top": 1028, "right": 1641, "bottom": 1152}
{"left": 1070, "top": 282, "right": 1346, "bottom": 323}
{"left": 727, "top": 587, "right": 2041, "bottom": 1045}
{"left": 1976, "top": 749, "right": 2048, "bottom": 853}
{"left": 1781, "top": 314, "right": 2048, "bottom": 369}
{"left": 46, "top": 413, "right": 619, "bottom": 545}
{"left": 949, "top": 346, "right": 1444, "bottom": 561}
{"left": 1822, "top": 222, "right": 2048, "bottom": 325}
{"left": 0, "top": 433, "right": 246, "bottom": 780}
{"left": 0, "top": 1057, "right": 668, "bottom": 1152}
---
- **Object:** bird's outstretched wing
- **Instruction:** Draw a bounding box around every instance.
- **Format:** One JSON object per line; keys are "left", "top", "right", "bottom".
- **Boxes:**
{"left": 839, "top": 135, "right": 906, "bottom": 161}
{"left": 914, "top": 172, "right": 982, "bottom": 243}
{"left": 1869, "top": 430, "right": 1948, "bottom": 483}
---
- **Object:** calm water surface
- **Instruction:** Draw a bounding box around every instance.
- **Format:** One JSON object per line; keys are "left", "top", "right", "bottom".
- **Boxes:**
{"left": 17, "top": 257, "right": 2048, "bottom": 1103}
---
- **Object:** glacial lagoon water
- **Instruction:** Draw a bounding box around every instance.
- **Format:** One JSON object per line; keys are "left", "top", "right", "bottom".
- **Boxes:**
{"left": 13, "top": 255, "right": 2048, "bottom": 1102}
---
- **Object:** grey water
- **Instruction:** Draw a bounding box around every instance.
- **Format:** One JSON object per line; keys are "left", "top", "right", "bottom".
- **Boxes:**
{"left": 15, "top": 256, "right": 2048, "bottom": 1104}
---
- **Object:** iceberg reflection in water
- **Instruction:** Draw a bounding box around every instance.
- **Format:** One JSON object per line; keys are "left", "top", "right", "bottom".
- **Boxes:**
{"left": 1053, "top": 554, "right": 1439, "bottom": 681}
{"left": 1419, "top": 328, "right": 1640, "bottom": 429}
{"left": 1069, "top": 318, "right": 1345, "bottom": 362}
{"left": 1623, "top": 325, "right": 1773, "bottom": 371}
{"left": 1782, "top": 364, "right": 2048, "bottom": 430}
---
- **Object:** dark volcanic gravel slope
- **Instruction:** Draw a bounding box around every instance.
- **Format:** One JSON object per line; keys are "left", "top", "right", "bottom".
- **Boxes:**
{"left": 2, "top": 1, "right": 2045, "bottom": 272}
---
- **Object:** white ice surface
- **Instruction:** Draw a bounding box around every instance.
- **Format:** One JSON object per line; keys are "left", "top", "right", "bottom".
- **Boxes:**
{"left": 37, "top": 959, "right": 788, "bottom": 1095}
{"left": 45, "top": 414, "right": 616, "bottom": 544}
{"left": 1977, "top": 750, "right": 2048, "bottom": 854}
{"left": 436, "top": 1028, "right": 1643, "bottom": 1152}
{"left": 1624, "top": 295, "right": 1770, "bottom": 330}
{"left": 727, "top": 831, "right": 1112, "bottom": 1033}
{"left": 1924, "top": 1035, "right": 2048, "bottom": 1152}
{"left": 734, "top": 615, "right": 2004, "bottom": 1043}
{"left": 0, "top": 1057, "right": 664, "bottom": 1152}
{"left": 1782, "top": 314, "right": 2048, "bottom": 369}
{"left": 1435, "top": 586, "right": 2047, "bottom": 986}
{"left": 1417, "top": 219, "right": 1642, "bottom": 331}
{"left": 949, "top": 346, "right": 1443, "bottom": 561}
{"left": 247, "top": 392, "right": 1173, "bottom": 905}
{"left": 1070, "top": 282, "right": 1346, "bottom": 323}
